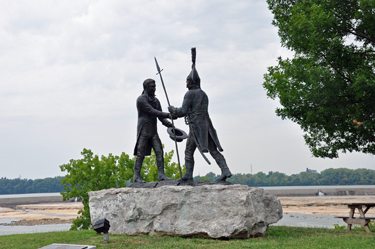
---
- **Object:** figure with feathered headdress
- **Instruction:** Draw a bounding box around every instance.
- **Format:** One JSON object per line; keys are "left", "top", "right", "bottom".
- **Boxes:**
{"left": 169, "top": 48, "right": 232, "bottom": 183}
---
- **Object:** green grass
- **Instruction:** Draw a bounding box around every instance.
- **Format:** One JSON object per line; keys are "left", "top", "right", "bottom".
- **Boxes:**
{"left": 1, "top": 226, "right": 375, "bottom": 249}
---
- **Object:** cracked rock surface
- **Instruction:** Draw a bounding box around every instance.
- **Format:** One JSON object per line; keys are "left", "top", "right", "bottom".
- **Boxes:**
{"left": 89, "top": 184, "right": 283, "bottom": 239}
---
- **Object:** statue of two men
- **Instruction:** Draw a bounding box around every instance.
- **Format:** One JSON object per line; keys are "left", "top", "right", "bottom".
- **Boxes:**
{"left": 133, "top": 48, "right": 232, "bottom": 183}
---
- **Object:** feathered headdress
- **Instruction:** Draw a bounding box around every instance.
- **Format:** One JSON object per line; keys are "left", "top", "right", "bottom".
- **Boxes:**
{"left": 186, "top": 47, "right": 200, "bottom": 87}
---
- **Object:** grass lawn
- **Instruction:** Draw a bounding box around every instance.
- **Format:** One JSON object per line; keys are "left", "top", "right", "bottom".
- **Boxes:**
{"left": 1, "top": 226, "right": 375, "bottom": 249}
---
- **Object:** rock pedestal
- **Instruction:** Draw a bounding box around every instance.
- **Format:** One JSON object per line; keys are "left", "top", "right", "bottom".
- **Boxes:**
{"left": 89, "top": 184, "right": 282, "bottom": 239}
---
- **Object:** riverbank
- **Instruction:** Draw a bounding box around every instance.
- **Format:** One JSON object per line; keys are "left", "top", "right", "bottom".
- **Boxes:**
{"left": 2, "top": 185, "right": 375, "bottom": 208}
{"left": 1, "top": 196, "right": 374, "bottom": 227}
{"left": 0, "top": 202, "right": 82, "bottom": 226}
{"left": 281, "top": 196, "right": 375, "bottom": 216}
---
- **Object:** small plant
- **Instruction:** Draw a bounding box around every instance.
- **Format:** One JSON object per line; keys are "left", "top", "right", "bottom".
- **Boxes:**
{"left": 198, "top": 176, "right": 210, "bottom": 181}
{"left": 333, "top": 224, "right": 346, "bottom": 230}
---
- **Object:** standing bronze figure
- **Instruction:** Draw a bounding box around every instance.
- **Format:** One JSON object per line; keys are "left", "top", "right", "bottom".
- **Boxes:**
{"left": 168, "top": 48, "right": 232, "bottom": 182}
{"left": 133, "top": 79, "right": 173, "bottom": 183}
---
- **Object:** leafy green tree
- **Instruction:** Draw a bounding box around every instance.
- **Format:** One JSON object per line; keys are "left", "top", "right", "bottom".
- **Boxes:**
{"left": 204, "top": 172, "right": 218, "bottom": 181}
{"left": 60, "top": 149, "right": 132, "bottom": 230}
{"left": 264, "top": 0, "right": 375, "bottom": 158}
{"left": 59, "top": 147, "right": 184, "bottom": 230}
{"left": 198, "top": 176, "right": 210, "bottom": 181}
{"left": 267, "top": 171, "right": 288, "bottom": 186}
{"left": 299, "top": 172, "right": 319, "bottom": 185}
{"left": 253, "top": 172, "right": 268, "bottom": 186}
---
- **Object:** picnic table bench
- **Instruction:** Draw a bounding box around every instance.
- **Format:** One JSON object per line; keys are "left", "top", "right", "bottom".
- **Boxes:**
{"left": 334, "top": 203, "right": 375, "bottom": 233}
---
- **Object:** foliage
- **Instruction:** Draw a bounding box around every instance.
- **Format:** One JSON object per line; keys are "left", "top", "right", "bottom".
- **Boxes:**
{"left": 198, "top": 176, "right": 211, "bottom": 181}
{"left": 264, "top": 0, "right": 375, "bottom": 158}
{"left": 0, "top": 176, "right": 64, "bottom": 194}
{"left": 219, "top": 167, "right": 375, "bottom": 186}
{"left": 138, "top": 147, "right": 186, "bottom": 182}
{"left": 333, "top": 224, "right": 347, "bottom": 230}
{"left": 334, "top": 220, "right": 375, "bottom": 230}
{"left": 193, "top": 172, "right": 219, "bottom": 181}
{"left": 59, "top": 147, "right": 184, "bottom": 230}
{"left": 60, "top": 149, "right": 133, "bottom": 230}
{"left": 2, "top": 226, "right": 375, "bottom": 249}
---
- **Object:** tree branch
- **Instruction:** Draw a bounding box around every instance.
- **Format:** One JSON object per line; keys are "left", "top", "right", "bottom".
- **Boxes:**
{"left": 319, "top": 52, "right": 353, "bottom": 84}
{"left": 352, "top": 50, "right": 375, "bottom": 56}
{"left": 349, "top": 29, "right": 375, "bottom": 45}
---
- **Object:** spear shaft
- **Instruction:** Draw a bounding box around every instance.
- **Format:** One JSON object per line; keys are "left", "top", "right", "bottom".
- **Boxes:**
{"left": 154, "top": 57, "right": 183, "bottom": 180}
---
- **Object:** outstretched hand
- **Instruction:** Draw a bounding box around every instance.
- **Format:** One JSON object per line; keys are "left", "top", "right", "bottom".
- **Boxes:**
{"left": 168, "top": 106, "right": 175, "bottom": 113}
{"left": 169, "top": 113, "right": 178, "bottom": 120}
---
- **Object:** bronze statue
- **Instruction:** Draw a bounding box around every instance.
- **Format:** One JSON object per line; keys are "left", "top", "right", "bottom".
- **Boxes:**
{"left": 169, "top": 48, "right": 232, "bottom": 183}
{"left": 133, "top": 79, "right": 173, "bottom": 183}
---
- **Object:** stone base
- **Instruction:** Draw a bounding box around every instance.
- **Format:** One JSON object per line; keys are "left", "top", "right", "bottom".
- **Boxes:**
{"left": 89, "top": 184, "right": 283, "bottom": 239}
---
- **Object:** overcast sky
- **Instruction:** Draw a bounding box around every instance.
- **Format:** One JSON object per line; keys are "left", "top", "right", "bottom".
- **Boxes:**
{"left": 0, "top": 0, "right": 373, "bottom": 180}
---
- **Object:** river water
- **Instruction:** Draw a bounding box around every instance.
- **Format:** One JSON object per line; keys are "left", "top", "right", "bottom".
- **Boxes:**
{"left": 272, "top": 213, "right": 347, "bottom": 228}
{"left": 1, "top": 184, "right": 374, "bottom": 198}
{"left": 0, "top": 192, "right": 61, "bottom": 199}
{"left": 0, "top": 223, "right": 71, "bottom": 236}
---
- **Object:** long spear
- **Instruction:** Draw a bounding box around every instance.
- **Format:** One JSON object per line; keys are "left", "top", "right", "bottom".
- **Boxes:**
{"left": 154, "top": 57, "right": 183, "bottom": 180}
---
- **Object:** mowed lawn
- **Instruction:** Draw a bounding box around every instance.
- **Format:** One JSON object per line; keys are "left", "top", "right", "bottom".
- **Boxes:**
{"left": 1, "top": 225, "right": 375, "bottom": 249}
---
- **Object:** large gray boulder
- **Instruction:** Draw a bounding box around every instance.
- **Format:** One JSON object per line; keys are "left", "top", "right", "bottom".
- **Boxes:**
{"left": 89, "top": 184, "right": 282, "bottom": 239}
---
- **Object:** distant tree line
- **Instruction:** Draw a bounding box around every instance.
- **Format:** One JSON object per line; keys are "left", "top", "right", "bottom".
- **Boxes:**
{"left": 195, "top": 168, "right": 375, "bottom": 186}
{"left": 1, "top": 168, "right": 374, "bottom": 195}
{"left": 0, "top": 176, "right": 64, "bottom": 194}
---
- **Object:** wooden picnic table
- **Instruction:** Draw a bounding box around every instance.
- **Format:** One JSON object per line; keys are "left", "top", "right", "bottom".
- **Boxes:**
{"left": 334, "top": 203, "right": 375, "bottom": 233}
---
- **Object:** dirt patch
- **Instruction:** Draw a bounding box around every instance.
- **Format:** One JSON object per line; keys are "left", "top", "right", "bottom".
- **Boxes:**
{"left": 0, "top": 202, "right": 82, "bottom": 226}
{"left": 0, "top": 218, "right": 75, "bottom": 226}
{"left": 0, "top": 207, "right": 14, "bottom": 213}
{"left": 16, "top": 202, "right": 83, "bottom": 210}
{"left": 279, "top": 196, "right": 375, "bottom": 215}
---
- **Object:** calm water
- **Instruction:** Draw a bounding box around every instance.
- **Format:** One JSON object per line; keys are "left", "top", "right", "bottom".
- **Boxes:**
{"left": 262, "top": 185, "right": 375, "bottom": 190}
{"left": 272, "top": 213, "right": 347, "bottom": 228}
{"left": 0, "top": 192, "right": 61, "bottom": 199}
{"left": 0, "top": 224, "right": 71, "bottom": 236}
{"left": 1, "top": 185, "right": 374, "bottom": 198}
{"left": 0, "top": 192, "right": 71, "bottom": 236}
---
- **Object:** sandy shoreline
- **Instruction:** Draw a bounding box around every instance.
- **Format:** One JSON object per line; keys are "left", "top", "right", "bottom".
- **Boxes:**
{"left": 0, "top": 202, "right": 82, "bottom": 226}
{"left": 280, "top": 196, "right": 375, "bottom": 216}
{"left": 1, "top": 196, "right": 374, "bottom": 226}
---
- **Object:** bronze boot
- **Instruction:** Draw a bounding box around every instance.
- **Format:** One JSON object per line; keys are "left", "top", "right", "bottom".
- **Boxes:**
{"left": 181, "top": 160, "right": 194, "bottom": 182}
{"left": 133, "top": 158, "right": 145, "bottom": 183}
{"left": 157, "top": 159, "right": 172, "bottom": 181}
{"left": 216, "top": 159, "right": 232, "bottom": 181}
